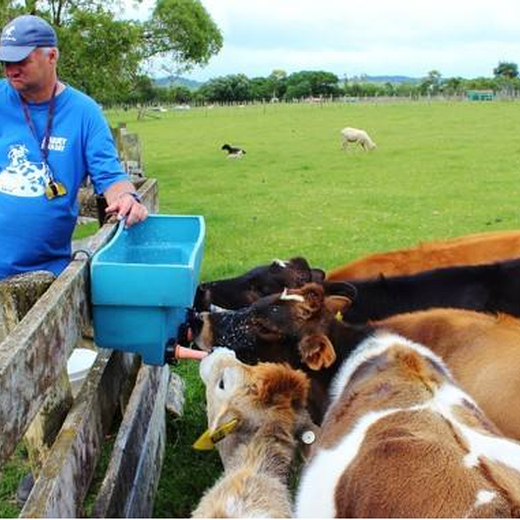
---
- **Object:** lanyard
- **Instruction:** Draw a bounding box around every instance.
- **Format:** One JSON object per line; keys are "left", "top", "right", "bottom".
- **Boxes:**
{"left": 19, "top": 83, "right": 66, "bottom": 199}
{"left": 20, "top": 82, "right": 57, "bottom": 173}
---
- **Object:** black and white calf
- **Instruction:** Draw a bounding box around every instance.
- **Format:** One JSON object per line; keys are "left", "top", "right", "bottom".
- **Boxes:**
{"left": 221, "top": 143, "right": 246, "bottom": 158}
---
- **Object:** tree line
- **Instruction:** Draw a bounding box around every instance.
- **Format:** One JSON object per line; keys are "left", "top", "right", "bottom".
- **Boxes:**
{"left": 141, "top": 64, "right": 520, "bottom": 105}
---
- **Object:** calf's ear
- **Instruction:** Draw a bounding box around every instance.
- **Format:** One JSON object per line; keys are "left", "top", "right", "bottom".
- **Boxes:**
{"left": 322, "top": 281, "right": 357, "bottom": 301}
{"left": 254, "top": 363, "right": 310, "bottom": 409}
{"left": 299, "top": 334, "right": 336, "bottom": 370}
{"left": 324, "top": 295, "right": 352, "bottom": 317}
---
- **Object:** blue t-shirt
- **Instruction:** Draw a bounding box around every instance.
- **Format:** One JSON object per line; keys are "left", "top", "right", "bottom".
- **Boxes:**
{"left": 0, "top": 80, "right": 128, "bottom": 279}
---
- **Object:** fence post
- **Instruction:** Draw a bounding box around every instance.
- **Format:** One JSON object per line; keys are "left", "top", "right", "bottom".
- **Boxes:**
{"left": 0, "top": 272, "right": 74, "bottom": 479}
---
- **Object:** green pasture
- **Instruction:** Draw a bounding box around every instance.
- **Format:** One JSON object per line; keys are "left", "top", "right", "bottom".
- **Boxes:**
{"left": 108, "top": 100, "right": 520, "bottom": 280}
{"left": 106, "top": 100, "right": 520, "bottom": 518}
{"left": 4, "top": 100, "right": 520, "bottom": 518}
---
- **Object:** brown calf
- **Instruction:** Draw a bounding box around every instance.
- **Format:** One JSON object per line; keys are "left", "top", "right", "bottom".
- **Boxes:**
{"left": 295, "top": 333, "right": 520, "bottom": 517}
{"left": 326, "top": 229, "right": 520, "bottom": 281}
{"left": 192, "top": 348, "right": 315, "bottom": 518}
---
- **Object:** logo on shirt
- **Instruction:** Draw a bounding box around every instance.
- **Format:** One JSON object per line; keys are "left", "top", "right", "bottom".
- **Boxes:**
{"left": 0, "top": 144, "right": 51, "bottom": 197}
{"left": 46, "top": 136, "right": 67, "bottom": 152}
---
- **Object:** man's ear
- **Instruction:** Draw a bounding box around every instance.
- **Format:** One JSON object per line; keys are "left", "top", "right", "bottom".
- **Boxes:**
{"left": 254, "top": 363, "right": 310, "bottom": 409}
{"left": 299, "top": 334, "right": 336, "bottom": 370}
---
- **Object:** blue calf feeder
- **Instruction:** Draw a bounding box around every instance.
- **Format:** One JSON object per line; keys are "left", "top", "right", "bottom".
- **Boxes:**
{"left": 91, "top": 214, "right": 205, "bottom": 366}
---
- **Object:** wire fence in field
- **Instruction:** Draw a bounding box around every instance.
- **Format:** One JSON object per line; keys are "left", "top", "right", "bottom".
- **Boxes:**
{"left": 107, "top": 90, "right": 520, "bottom": 115}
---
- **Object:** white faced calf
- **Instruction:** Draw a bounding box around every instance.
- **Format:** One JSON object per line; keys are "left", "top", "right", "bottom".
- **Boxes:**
{"left": 296, "top": 333, "right": 520, "bottom": 518}
{"left": 192, "top": 348, "right": 315, "bottom": 518}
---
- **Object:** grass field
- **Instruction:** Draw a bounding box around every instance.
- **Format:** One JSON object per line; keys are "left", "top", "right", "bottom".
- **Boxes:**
{"left": 3, "top": 99, "right": 520, "bottom": 518}
{"left": 104, "top": 100, "right": 520, "bottom": 517}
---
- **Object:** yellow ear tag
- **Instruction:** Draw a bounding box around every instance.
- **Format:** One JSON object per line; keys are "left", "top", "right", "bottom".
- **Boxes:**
{"left": 193, "top": 418, "right": 239, "bottom": 451}
{"left": 335, "top": 311, "right": 343, "bottom": 322}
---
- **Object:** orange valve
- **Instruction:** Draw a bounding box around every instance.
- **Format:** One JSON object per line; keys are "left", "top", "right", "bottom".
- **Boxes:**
{"left": 174, "top": 345, "right": 207, "bottom": 361}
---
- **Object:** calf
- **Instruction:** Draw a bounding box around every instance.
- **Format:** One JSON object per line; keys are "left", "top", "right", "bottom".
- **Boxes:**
{"left": 222, "top": 143, "right": 246, "bottom": 158}
{"left": 192, "top": 348, "right": 315, "bottom": 518}
{"left": 344, "top": 257, "right": 520, "bottom": 323}
{"left": 193, "top": 255, "right": 520, "bottom": 323}
{"left": 191, "top": 283, "right": 520, "bottom": 440}
{"left": 194, "top": 257, "right": 325, "bottom": 311}
{"left": 295, "top": 333, "right": 520, "bottom": 517}
{"left": 326, "top": 229, "right": 520, "bottom": 281}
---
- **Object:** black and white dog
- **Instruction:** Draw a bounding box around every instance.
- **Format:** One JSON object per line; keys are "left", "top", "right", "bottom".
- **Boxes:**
{"left": 221, "top": 144, "right": 246, "bottom": 158}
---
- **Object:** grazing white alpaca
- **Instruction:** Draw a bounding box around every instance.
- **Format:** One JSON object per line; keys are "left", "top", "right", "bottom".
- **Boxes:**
{"left": 341, "top": 127, "right": 376, "bottom": 151}
{"left": 192, "top": 348, "right": 317, "bottom": 518}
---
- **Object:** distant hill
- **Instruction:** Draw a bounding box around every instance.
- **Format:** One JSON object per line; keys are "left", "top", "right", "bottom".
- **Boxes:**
{"left": 351, "top": 75, "right": 421, "bottom": 84}
{"left": 154, "top": 76, "right": 203, "bottom": 90}
{"left": 153, "top": 74, "right": 422, "bottom": 89}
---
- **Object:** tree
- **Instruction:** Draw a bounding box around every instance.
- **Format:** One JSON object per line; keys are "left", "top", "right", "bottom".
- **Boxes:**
{"left": 493, "top": 61, "right": 518, "bottom": 79}
{"left": 56, "top": 8, "right": 143, "bottom": 104}
{"left": 442, "top": 76, "right": 465, "bottom": 96}
{"left": 249, "top": 77, "right": 273, "bottom": 101}
{"left": 142, "top": 0, "right": 223, "bottom": 74}
{"left": 198, "top": 74, "right": 251, "bottom": 102}
{"left": 127, "top": 74, "right": 158, "bottom": 105}
{"left": 284, "top": 70, "right": 340, "bottom": 100}
{"left": 267, "top": 69, "right": 287, "bottom": 100}
{"left": 419, "top": 70, "right": 442, "bottom": 95}
{"left": 1, "top": 0, "right": 223, "bottom": 103}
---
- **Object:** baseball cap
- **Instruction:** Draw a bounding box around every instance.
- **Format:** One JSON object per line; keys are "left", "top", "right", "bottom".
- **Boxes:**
{"left": 0, "top": 15, "right": 57, "bottom": 63}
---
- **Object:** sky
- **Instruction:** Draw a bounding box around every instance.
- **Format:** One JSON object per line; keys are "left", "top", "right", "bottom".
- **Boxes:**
{"left": 123, "top": 0, "right": 520, "bottom": 82}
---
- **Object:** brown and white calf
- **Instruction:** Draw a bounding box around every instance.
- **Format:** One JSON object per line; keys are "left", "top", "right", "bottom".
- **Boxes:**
{"left": 192, "top": 348, "right": 315, "bottom": 518}
{"left": 295, "top": 333, "right": 520, "bottom": 517}
{"left": 191, "top": 283, "right": 520, "bottom": 441}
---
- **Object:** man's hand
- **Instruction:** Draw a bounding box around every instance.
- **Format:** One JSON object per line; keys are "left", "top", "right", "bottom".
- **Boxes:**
{"left": 104, "top": 181, "right": 149, "bottom": 227}
{"left": 105, "top": 192, "right": 148, "bottom": 227}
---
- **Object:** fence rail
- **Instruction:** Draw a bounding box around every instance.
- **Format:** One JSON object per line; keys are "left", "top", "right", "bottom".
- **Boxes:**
{"left": 106, "top": 91, "right": 520, "bottom": 112}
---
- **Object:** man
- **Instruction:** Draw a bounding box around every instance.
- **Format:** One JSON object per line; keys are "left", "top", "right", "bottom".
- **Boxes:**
{"left": 0, "top": 14, "right": 148, "bottom": 281}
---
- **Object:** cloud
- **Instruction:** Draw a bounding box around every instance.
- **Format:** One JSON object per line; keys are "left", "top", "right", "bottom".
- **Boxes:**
{"left": 125, "top": 0, "right": 520, "bottom": 80}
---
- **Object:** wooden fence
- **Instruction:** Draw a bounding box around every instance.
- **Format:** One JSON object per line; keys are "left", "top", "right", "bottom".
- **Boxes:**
{"left": 0, "top": 178, "right": 174, "bottom": 517}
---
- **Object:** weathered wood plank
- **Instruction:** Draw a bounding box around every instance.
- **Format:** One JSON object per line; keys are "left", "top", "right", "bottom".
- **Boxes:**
{"left": 0, "top": 272, "right": 75, "bottom": 478}
{"left": 0, "top": 264, "right": 89, "bottom": 467}
{"left": 0, "top": 223, "right": 120, "bottom": 467}
{"left": 23, "top": 370, "right": 74, "bottom": 476}
{"left": 92, "top": 365, "right": 170, "bottom": 518}
{"left": 0, "top": 271, "right": 56, "bottom": 342}
{"left": 124, "top": 368, "right": 169, "bottom": 518}
{"left": 166, "top": 372, "right": 185, "bottom": 417}
{"left": 20, "top": 350, "right": 140, "bottom": 518}
{"left": 135, "top": 178, "right": 159, "bottom": 212}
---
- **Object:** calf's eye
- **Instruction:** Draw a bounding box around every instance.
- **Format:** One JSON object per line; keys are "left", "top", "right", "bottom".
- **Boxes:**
{"left": 218, "top": 378, "right": 225, "bottom": 390}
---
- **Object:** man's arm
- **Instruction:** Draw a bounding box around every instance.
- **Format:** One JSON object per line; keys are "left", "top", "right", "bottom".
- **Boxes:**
{"left": 104, "top": 180, "right": 148, "bottom": 227}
